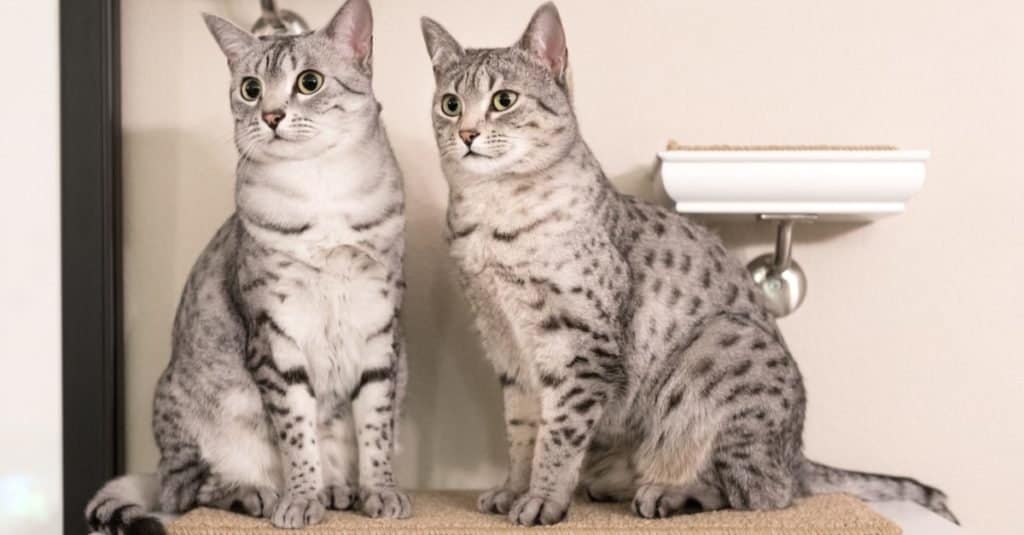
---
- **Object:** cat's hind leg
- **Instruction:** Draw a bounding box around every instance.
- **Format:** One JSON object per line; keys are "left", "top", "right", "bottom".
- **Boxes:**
{"left": 627, "top": 322, "right": 724, "bottom": 518}
{"left": 631, "top": 313, "right": 801, "bottom": 517}
{"left": 173, "top": 385, "right": 284, "bottom": 519}
{"left": 195, "top": 476, "right": 279, "bottom": 519}
{"left": 580, "top": 442, "right": 636, "bottom": 503}
{"left": 632, "top": 480, "right": 725, "bottom": 518}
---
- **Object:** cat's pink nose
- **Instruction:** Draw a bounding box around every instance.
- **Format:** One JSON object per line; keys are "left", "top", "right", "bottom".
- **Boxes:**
{"left": 262, "top": 110, "right": 286, "bottom": 129}
{"left": 459, "top": 129, "right": 480, "bottom": 147}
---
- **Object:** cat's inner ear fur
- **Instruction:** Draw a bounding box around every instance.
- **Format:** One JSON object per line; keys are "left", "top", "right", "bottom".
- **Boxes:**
{"left": 517, "top": 2, "right": 571, "bottom": 90}
{"left": 421, "top": 17, "right": 464, "bottom": 80}
{"left": 202, "top": 13, "right": 257, "bottom": 66}
{"left": 319, "top": 0, "right": 374, "bottom": 74}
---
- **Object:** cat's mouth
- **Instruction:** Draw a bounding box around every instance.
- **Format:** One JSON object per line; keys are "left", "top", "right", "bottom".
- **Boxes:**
{"left": 463, "top": 150, "right": 492, "bottom": 159}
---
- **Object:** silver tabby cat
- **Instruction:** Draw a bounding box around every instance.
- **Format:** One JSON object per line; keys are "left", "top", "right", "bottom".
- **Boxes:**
{"left": 422, "top": 2, "right": 956, "bottom": 527}
{"left": 85, "top": 1, "right": 411, "bottom": 533}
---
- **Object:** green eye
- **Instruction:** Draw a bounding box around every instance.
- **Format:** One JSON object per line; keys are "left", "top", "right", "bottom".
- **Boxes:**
{"left": 441, "top": 94, "right": 461, "bottom": 117}
{"left": 491, "top": 90, "right": 518, "bottom": 112}
{"left": 297, "top": 70, "right": 324, "bottom": 95}
{"left": 240, "top": 77, "right": 262, "bottom": 101}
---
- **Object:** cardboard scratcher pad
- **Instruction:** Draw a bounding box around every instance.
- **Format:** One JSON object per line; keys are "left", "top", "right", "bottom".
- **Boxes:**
{"left": 665, "top": 141, "right": 899, "bottom": 151}
{"left": 169, "top": 491, "right": 901, "bottom": 535}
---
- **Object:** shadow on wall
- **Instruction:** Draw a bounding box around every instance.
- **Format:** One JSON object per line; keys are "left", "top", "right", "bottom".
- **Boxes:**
{"left": 388, "top": 131, "right": 507, "bottom": 488}
{"left": 123, "top": 126, "right": 237, "bottom": 470}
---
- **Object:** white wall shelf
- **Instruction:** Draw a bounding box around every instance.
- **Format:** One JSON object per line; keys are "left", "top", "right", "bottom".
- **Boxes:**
{"left": 657, "top": 149, "right": 930, "bottom": 221}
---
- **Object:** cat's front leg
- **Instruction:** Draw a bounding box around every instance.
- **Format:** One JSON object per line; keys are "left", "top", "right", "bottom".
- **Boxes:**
{"left": 350, "top": 318, "right": 412, "bottom": 519}
{"left": 509, "top": 318, "right": 622, "bottom": 526}
{"left": 479, "top": 370, "right": 540, "bottom": 515}
{"left": 248, "top": 315, "right": 326, "bottom": 529}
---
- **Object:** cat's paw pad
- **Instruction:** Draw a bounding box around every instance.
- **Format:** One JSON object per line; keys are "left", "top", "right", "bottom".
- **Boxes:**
{"left": 477, "top": 487, "right": 522, "bottom": 515}
{"left": 229, "top": 486, "right": 279, "bottom": 518}
{"left": 508, "top": 494, "right": 569, "bottom": 526}
{"left": 632, "top": 484, "right": 703, "bottom": 519}
{"left": 319, "top": 484, "right": 357, "bottom": 511}
{"left": 271, "top": 492, "right": 325, "bottom": 529}
{"left": 361, "top": 487, "right": 412, "bottom": 519}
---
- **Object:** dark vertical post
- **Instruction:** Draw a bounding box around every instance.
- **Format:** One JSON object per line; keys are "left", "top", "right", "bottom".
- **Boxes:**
{"left": 60, "top": 0, "right": 123, "bottom": 532}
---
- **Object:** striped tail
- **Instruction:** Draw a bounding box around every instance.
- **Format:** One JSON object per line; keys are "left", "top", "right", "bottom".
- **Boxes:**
{"left": 796, "top": 457, "right": 958, "bottom": 525}
{"left": 85, "top": 473, "right": 168, "bottom": 535}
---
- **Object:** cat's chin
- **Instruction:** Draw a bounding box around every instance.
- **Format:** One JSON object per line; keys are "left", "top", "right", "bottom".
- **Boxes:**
{"left": 254, "top": 137, "right": 339, "bottom": 162}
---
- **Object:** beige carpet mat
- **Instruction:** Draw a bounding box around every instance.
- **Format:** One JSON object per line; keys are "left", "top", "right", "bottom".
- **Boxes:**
{"left": 169, "top": 491, "right": 901, "bottom": 534}
{"left": 665, "top": 142, "right": 899, "bottom": 151}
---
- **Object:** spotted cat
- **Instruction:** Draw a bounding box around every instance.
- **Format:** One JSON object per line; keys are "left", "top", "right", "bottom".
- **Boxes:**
{"left": 421, "top": 2, "right": 956, "bottom": 527}
{"left": 85, "top": 1, "right": 411, "bottom": 532}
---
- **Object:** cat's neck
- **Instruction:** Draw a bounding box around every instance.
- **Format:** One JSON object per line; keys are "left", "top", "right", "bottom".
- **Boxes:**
{"left": 449, "top": 138, "right": 610, "bottom": 200}
{"left": 234, "top": 122, "right": 402, "bottom": 252}
{"left": 447, "top": 137, "right": 616, "bottom": 231}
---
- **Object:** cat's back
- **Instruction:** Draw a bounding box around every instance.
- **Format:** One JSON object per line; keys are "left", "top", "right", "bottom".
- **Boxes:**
{"left": 610, "top": 195, "right": 768, "bottom": 322}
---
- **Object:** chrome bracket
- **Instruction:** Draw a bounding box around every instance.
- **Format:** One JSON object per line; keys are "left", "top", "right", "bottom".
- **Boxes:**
{"left": 252, "top": 0, "right": 310, "bottom": 37}
{"left": 747, "top": 214, "right": 817, "bottom": 317}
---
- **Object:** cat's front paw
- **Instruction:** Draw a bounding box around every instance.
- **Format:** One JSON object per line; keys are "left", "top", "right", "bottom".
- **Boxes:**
{"left": 509, "top": 494, "right": 569, "bottom": 526}
{"left": 478, "top": 486, "right": 523, "bottom": 515}
{"left": 361, "top": 487, "right": 412, "bottom": 519}
{"left": 271, "top": 492, "right": 325, "bottom": 529}
{"left": 319, "top": 484, "right": 357, "bottom": 511}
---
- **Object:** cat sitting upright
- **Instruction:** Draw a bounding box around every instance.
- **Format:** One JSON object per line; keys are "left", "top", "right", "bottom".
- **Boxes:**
{"left": 421, "top": 2, "right": 956, "bottom": 527}
{"left": 86, "top": 1, "right": 411, "bottom": 532}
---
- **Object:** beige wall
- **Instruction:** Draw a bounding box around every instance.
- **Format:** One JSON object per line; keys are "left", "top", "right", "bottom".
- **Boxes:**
{"left": 122, "top": 1, "right": 1024, "bottom": 533}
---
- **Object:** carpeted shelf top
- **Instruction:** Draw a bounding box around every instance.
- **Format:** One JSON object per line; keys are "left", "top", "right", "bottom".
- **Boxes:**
{"left": 666, "top": 141, "right": 899, "bottom": 151}
{"left": 169, "top": 491, "right": 901, "bottom": 535}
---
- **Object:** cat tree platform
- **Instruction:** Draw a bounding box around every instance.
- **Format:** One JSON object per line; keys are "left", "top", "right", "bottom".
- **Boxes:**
{"left": 168, "top": 491, "right": 900, "bottom": 535}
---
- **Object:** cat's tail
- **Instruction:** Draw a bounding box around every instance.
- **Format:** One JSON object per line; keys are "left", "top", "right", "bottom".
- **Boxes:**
{"left": 796, "top": 456, "right": 958, "bottom": 525}
{"left": 85, "top": 473, "right": 169, "bottom": 535}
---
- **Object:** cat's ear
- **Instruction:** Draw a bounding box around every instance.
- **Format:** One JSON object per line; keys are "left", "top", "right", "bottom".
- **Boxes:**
{"left": 517, "top": 2, "right": 569, "bottom": 85}
{"left": 202, "top": 13, "right": 256, "bottom": 66}
{"left": 319, "top": 0, "right": 374, "bottom": 72}
{"left": 421, "top": 17, "right": 464, "bottom": 80}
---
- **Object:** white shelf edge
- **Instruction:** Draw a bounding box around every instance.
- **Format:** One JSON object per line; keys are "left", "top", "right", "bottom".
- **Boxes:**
{"left": 658, "top": 149, "right": 931, "bottom": 163}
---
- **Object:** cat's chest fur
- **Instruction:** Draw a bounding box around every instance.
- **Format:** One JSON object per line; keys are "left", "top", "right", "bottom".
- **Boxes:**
{"left": 447, "top": 177, "right": 592, "bottom": 277}
{"left": 446, "top": 176, "right": 627, "bottom": 378}
{"left": 237, "top": 155, "right": 403, "bottom": 399}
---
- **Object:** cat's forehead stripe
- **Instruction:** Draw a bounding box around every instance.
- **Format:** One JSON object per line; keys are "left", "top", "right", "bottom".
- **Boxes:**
{"left": 452, "top": 51, "right": 507, "bottom": 94}
{"left": 242, "top": 38, "right": 302, "bottom": 77}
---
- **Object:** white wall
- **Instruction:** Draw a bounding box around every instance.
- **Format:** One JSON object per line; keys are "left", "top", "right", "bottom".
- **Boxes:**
{"left": 121, "top": 1, "right": 1024, "bottom": 534}
{"left": 0, "top": 0, "right": 63, "bottom": 534}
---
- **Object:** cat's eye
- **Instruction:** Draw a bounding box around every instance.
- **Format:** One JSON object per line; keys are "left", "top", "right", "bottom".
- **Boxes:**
{"left": 240, "top": 77, "right": 262, "bottom": 102}
{"left": 491, "top": 90, "right": 518, "bottom": 112}
{"left": 296, "top": 70, "right": 324, "bottom": 95}
{"left": 441, "top": 94, "right": 461, "bottom": 117}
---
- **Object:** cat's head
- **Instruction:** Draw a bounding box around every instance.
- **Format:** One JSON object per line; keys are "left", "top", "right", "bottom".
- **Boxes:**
{"left": 204, "top": 0, "right": 377, "bottom": 163}
{"left": 421, "top": 2, "right": 578, "bottom": 180}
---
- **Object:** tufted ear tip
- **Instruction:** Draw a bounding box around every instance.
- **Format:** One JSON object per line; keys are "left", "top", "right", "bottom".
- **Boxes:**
{"left": 421, "top": 17, "right": 464, "bottom": 76}
{"left": 536, "top": 2, "right": 560, "bottom": 17}
{"left": 518, "top": 1, "right": 569, "bottom": 82}
{"left": 202, "top": 12, "right": 256, "bottom": 65}
{"left": 321, "top": 0, "right": 374, "bottom": 67}
{"left": 420, "top": 16, "right": 443, "bottom": 35}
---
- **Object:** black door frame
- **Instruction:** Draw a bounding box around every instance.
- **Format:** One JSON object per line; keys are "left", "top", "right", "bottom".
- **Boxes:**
{"left": 60, "top": 0, "right": 123, "bottom": 533}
